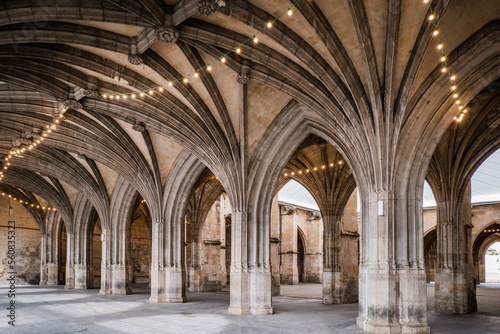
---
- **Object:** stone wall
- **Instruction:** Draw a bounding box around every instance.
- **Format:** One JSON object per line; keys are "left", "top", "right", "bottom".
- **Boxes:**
{"left": 279, "top": 205, "right": 324, "bottom": 284}
{"left": 0, "top": 197, "right": 41, "bottom": 285}
{"left": 129, "top": 217, "right": 151, "bottom": 284}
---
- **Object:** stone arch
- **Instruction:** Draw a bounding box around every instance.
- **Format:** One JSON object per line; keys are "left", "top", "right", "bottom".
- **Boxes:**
{"left": 149, "top": 150, "right": 208, "bottom": 303}
{"left": 106, "top": 175, "right": 139, "bottom": 295}
{"left": 473, "top": 221, "right": 500, "bottom": 283}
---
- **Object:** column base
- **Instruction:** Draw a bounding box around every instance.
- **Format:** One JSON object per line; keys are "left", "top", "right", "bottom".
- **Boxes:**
{"left": 435, "top": 268, "right": 477, "bottom": 314}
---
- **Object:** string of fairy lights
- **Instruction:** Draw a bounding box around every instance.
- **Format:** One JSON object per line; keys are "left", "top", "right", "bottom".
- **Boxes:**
{"left": 284, "top": 160, "right": 343, "bottom": 178}
{"left": 0, "top": 107, "right": 68, "bottom": 182}
{"left": 1, "top": 192, "right": 56, "bottom": 211}
{"left": 99, "top": 0, "right": 304, "bottom": 100}
{"left": 424, "top": 0, "right": 468, "bottom": 122}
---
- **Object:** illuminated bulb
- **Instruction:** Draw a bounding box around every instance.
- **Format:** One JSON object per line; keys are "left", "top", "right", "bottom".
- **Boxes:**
{"left": 43, "top": 133, "right": 47, "bottom": 137}
{"left": 424, "top": 0, "right": 429, "bottom": 3}
{"left": 132, "top": 94, "right": 136, "bottom": 99}
{"left": 168, "top": 81, "right": 173, "bottom": 86}
{"left": 451, "top": 85, "right": 456, "bottom": 91}
{"left": 267, "top": 22, "right": 272, "bottom": 28}
{"left": 48, "top": 129, "right": 51, "bottom": 133}
{"left": 221, "top": 57, "right": 226, "bottom": 63}
{"left": 37, "top": 140, "right": 40, "bottom": 143}
{"left": 441, "top": 67, "right": 447, "bottom": 73}
{"left": 450, "top": 75, "right": 456, "bottom": 81}
{"left": 298, "top": 171, "right": 302, "bottom": 174}
{"left": 433, "top": 30, "right": 438, "bottom": 36}
{"left": 20, "top": 200, "right": 23, "bottom": 203}
{"left": 123, "top": 95, "right": 127, "bottom": 100}
{"left": 55, "top": 120, "right": 59, "bottom": 123}
{"left": 453, "top": 93, "right": 458, "bottom": 99}
{"left": 313, "top": 167, "right": 317, "bottom": 171}
{"left": 322, "top": 165, "right": 325, "bottom": 169}
{"left": 288, "top": 10, "right": 292, "bottom": 16}
{"left": 253, "top": 37, "right": 258, "bottom": 44}
{"left": 31, "top": 204, "right": 34, "bottom": 207}
{"left": 463, "top": 109, "right": 468, "bottom": 113}
{"left": 116, "top": 95, "right": 120, "bottom": 100}
{"left": 455, "top": 100, "right": 460, "bottom": 104}
{"left": 440, "top": 56, "right": 446, "bottom": 62}
{"left": 42, "top": 207, "right": 45, "bottom": 210}
{"left": 459, "top": 106, "right": 463, "bottom": 110}
{"left": 102, "top": 94, "right": 107, "bottom": 98}
{"left": 291, "top": 172, "right": 295, "bottom": 175}
{"left": 159, "top": 87, "right": 164, "bottom": 92}
{"left": 110, "top": 95, "right": 114, "bottom": 99}
{"left": 36, "top": 205, "right": 39, "bottom": 208}
{"left": 339, "top": 161, "right": 343, "bottom": 164}
{"left": 59, "top": 113, "right": 64, "bottom": 118}
{"left": 236, "top": 48, "right": 241, "bottom": 54}
{"left": 428, "top": 14, "right": 434, "bottom": 21}
{"left": 207, "top": 66, "right": 212, "bottom": 71}
{"left": 149, "top": 90, "right": 153, "bottom": 95}
{"left": 140, "top": 92, "right": 145, "bottom": 97}
{"left": 40, "top": 137, "right": 44, "bottom": 140}
{"left": 284, "top": 173, "right": 288, "bottom": 177}
{"left": 194, "top": 72, "right": 199, "bottom": 78}
{"left": 306, "top": 169, "right": 309, "bottom": 173}
{"left": 183, "top": 77, "right": 188, "bottom": 83}
{"left": 437, "top": 44, "right": 443, "bottom": 50}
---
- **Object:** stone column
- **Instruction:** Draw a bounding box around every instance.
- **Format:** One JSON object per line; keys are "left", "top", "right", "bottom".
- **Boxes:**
{"left": 74, "top": 264, "right": 88, "bottom": 289}
{"left": 111, "top": 264, "right": 127, "bottom": 295}
{"left": 100, "top": 228, "right": 112, "bottom": 295}
{"left": 280, "top": 206, "right": 298, "bottom": 285}
{"left": 150, "top": 221, "right": 165, "bottom": 302}
{"left": 40, "top": 234, "right": 47, "bottom": 285}
{"left": 189, "top": 239, "right": 204, "bottom": 291}
{"left": 322, "top": 214, "right": 344, "bottom": 304}
{"left": 356, "top": 190, "right": 430, "bottom": 334}
{"left": 435, "top": 183, "right": 477, "bottom": 314}
{"left": 65, "top": 233, "right": 75, "bottom": 289}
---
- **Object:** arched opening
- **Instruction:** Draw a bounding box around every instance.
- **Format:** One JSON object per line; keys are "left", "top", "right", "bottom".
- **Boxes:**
{"left": 271, "top": 133, "right": 359, "bottom": 304}
{"left": 58, "top": 223, "right": 66, "bottom": 285}
{"left": 297, "top": 228, "right": 305, "bottom": 283}
{"left": 485, "top": 241, "right": 500, "bottom": 283}
{"left": 89, "top": 216, "right": 102, "bottom": 289}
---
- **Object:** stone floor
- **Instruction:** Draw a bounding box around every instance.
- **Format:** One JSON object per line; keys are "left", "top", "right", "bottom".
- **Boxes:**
{"left": 0, "top": 283, "right": 499, "bottom": 333}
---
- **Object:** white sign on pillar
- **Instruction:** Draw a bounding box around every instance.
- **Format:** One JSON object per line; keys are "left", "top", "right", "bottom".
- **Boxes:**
{"left": 378, "top": 201, "right": 384, "bottom": 216}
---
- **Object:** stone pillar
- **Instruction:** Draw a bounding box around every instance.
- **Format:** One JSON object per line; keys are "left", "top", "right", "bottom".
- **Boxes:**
{"left": 65, "top": 233, "right": 75, "bottom": 289}
{"left": 111, "top": 264, "right": 128, "bottom": 295}
{"left": 356, "top": 190, "right": 430, "bottom": 334}
{"left": 189, "top": 240, "right": 203, "bottom": 292}
{"left": 74, "top": 264, "right": 88, "bottom": 289}
{"left": 280, "top": 206, "right": 298, "bottom": 285}
{"left": 40, "top": 234, "right": 47, "bottom": 285}
{"left": 47, "top": 263, "right": 58, "bottom": 285}
{"left": 165, "top": 266, "right": 185, "bottom": 302}
{"left": 322, "top": 219, "right": 344, "bottom": 304}
{"left": 228, "top": 211, "right": 273, "bottom": 315}
{"left": 100, "top": 228, "right": 112, "bottom": 295}
{"left": 150, "top": 221, "right": 165, "bottom": 302}
{"left": 435, "top": 183, "right": 477, "bottom": 314}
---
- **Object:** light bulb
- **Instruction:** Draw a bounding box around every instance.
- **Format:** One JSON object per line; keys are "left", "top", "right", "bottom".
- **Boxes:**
{"left": 221, "top": 57, "right": 226, "bottom": 63}
{"left": 110, "top": 95, "right": 114, "bottom": 99}
{"left": 450, "top": 75, "right": 456, "bottom": 81}
{"left": 253, "top": 37, "right": 258, "bottom": 43}
{"left": 236, "top": 48, "right": 241, "bottom": 53}
{"left": 433, "top": 30, "right": 438, "bottom": 36}
{"left": 453, "top": 93, "right": 458, "bottom": 98}
{"left": 102, "top": 94, "right": 107, "bottom": 98}
{"left": 132, "top": 94, "right": 136, "bottom": 99}
{"left": 306, "top": 169, "right": 309, "bottom": 173}
{"left": 140, "top": 92, "right": 144, "bottom": 97}
{"left": 159, "top": 87, "right": 164, "bottom": 92}
{"left": 207, "top": 66, "right": 212, "bottom": 71}
{"left": 441, "top": 67, "right": 447, "bottom": 72}
{"left": 123, "top": 95, "right": 127, "bottom": 99}
{"left": 440, "top": 56, "right": 446, "bottom": 62}
{"left": 455, "top": 100, "right": 460, "bottom": 104}
{"left": 463, "top": 109, "right": 468, "bottom": 113}
{"left": 288, "top": 10, "right": 292, "bottom": 16}
{"left": 429, "top": 14, "right": 434, "bottom": 20}
{"left": 267, "top": 22, "right": 272, "bottom": 28}
{"left": 451, "top": 85, "right": 456, "bottom": 91}
{"left": 194, "top": 72, "right": 199, "bottom": 78}
{"left": 291, "top": 172, "right": 295, "bottom": 175}
{"left": 183, "top": 77, "right": 188, "bottom": 83}
{"left": 149, "top": 90, "right": 153, "bottom": 95}
{"left": 116, "top": 95, "right": 120, "bottom": 100}
{"left": 284, "top": 173, "right": 288, "bottom": 177}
